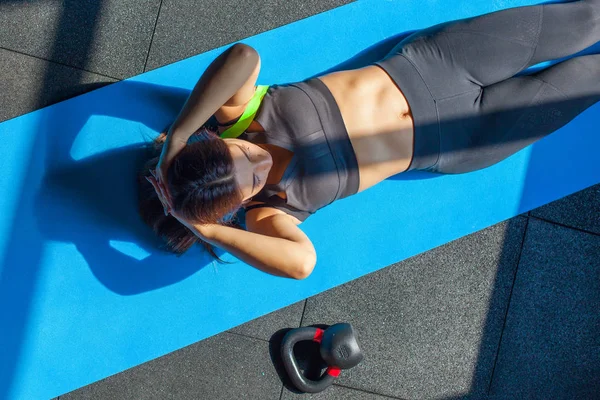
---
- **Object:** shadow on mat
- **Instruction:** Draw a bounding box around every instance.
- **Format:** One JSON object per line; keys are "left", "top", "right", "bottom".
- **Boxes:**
{"left": 0, "top": 1, "right": 109, "bottom": 399}
{"left": 32, "top": 80, "right": 228, "bottom": 296}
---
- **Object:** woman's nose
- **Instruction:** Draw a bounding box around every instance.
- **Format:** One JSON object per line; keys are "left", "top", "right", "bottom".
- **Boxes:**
{"left": 256, "top": 153, "right": 272, "bottom": 172}
{"left": 257, "top": 157, "right": 270, "bottom": 171}
{"left": 258, "top": 150, "right": 272, "bottom": 164}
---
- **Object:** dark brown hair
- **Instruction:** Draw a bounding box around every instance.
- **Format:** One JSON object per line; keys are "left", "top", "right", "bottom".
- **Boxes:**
{"left": 137, "top": 128, "right": 244, "bottom": 261}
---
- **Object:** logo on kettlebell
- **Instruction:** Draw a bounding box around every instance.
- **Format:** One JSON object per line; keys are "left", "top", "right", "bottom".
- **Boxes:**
{"left": 337, "top": 345, "right": 349, "bottom": 360}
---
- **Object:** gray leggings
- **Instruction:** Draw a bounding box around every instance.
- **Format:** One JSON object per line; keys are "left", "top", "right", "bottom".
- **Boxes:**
{"left": 376, "top": 0, "right": 600, "bottom": 173}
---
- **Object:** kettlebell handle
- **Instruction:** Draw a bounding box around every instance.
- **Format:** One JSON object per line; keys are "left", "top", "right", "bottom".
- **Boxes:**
{"left": 281, "top": 327, "right": 341, "bottom": 393}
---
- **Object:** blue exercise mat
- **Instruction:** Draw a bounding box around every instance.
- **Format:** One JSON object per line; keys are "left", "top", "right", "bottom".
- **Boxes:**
{"left": 0, "top": 0, "right": 598, "bottom": 398}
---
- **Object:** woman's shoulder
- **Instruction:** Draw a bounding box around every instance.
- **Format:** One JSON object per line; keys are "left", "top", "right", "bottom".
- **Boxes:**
{"left": 244, "top": 200, "right": 306, "bottom": 225}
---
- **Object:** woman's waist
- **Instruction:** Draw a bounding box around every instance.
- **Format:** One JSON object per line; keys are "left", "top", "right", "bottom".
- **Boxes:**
{"left": 317, "top": 65, "right": 413, "bottom": 134}
{"left": 317, "top": 67, "right": 416, "bottom": 191}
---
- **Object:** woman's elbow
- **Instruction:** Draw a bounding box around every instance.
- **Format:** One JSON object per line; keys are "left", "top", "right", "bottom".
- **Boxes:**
{"left": 230, "top": 43, "right": 259, "bottom": 62}
{"left": 290, "top": 252, "right": 317, "bottom": 280}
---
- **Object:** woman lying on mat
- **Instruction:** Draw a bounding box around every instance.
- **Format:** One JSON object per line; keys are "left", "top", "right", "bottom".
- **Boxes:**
{"left": 141, "top": 0, "right": 600, "bottom": 279}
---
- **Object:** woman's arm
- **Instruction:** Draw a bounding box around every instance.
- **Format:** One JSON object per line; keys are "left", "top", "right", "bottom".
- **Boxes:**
{"left": 194, "top": 215, "right": 317, "bottom": 280}
{"left": 146, "top": 175, "right": 314, "bottom": 279}
{"left": 152, "top": 43, "right": 261, "bottom": 214}
{"left": 165, "top": 43, "right": 261, "bottom": 154}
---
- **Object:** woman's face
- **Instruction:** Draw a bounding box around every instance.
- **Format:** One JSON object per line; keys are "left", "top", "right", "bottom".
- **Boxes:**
{"left": 224, "top": 138, "right": 273, "bottom": 202}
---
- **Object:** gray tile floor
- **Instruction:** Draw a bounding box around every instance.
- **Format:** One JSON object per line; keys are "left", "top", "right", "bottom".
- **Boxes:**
{"left": 0, "top": 1, "right": 597, "bottom": 399}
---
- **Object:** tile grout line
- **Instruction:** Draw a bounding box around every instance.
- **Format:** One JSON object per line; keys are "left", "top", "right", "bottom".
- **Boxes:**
{"left": 333, "top": 383, "right": 408, "bottom": 399}
{"left": 224, "top": 331, "right": 282, "bottom": 399}
{"left": 0, "top": 45, "right": 120, "bottom": 81}
{"left": 225, "top": 328, "right": 287, "bottom": 399}
{"left": 224, "top": 330, "right": 270, "bottom": 343}
{"left": 529, "top": 215, "right": 600, "bottom": 237}
{"left": 143, "top": 0, "right": 164, "bottom": 73}
{"left": 486, "top": 216, "right": 530, "bottom": 395}
{"left": 138, "top": 1, "right": 358, "bottom": 74}
{"left": 298, "top": 299, "right": 308, "bottom": 327}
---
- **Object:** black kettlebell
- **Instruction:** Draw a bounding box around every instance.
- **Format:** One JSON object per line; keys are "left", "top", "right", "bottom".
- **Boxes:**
{"left": 281, "top": 323, "right": 363, "bottom": 393}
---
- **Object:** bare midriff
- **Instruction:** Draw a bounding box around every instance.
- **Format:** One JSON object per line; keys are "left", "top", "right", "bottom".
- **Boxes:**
{"left": 318, "top": 65, "right": 414, "bottom": 193}
{"left": 245, "top": 66, "right": 414, "bottom": 225}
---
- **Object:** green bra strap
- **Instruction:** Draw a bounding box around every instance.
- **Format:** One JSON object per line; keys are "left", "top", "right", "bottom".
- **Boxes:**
{"left": 220, "top": 85, "right": 270, "bottom": 139}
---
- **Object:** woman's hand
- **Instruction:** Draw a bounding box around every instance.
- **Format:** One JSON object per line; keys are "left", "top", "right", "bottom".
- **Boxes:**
{"left": 146, "top": 174, "right": 214, "bottom": 238}
{"left": 151, "top": 132, "right": 186, "bottom": 215}
{"left": 146, "top": 170, "right": 172, "bottom": 216}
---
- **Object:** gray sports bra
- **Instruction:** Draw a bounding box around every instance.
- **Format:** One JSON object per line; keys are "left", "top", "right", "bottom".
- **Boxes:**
{"left": 242, "top": 78, "right": 360, "bottom": 222}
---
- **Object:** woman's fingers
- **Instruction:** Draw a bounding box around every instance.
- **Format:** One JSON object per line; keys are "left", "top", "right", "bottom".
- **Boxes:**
{"left": 161, "top": 184, "right": 174, "bottom": 210}
{"left": 152, "top": 167, "right": 174, "bottom": 211}
{"left": 146, "top": 175, "right": 159, "bottom": 192}
{"left": 146, "top": 176, "right": 169, "bottom": 216}
{"left": 146, "top": 176, "right": 167, "bottom": 214}
{"left": 151, "top": 167, "right": 174, "bottom": 214}
{"left": 156, "top": 181, "right": 171, "bottom": 215}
